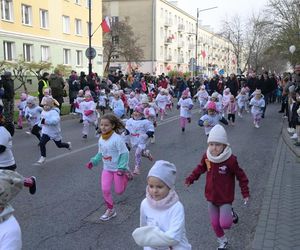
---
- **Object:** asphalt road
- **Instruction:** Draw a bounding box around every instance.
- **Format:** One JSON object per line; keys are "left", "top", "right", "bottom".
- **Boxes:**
{"left": 11, "top": 102, "right": 283, "bottom": 250}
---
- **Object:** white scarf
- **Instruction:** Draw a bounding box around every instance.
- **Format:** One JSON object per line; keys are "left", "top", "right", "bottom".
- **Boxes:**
{"left": 206, "top": 145, "right": 232, "bottom": 163}
{"left": 146, "top": 187, "right": 179, "bottom": 210}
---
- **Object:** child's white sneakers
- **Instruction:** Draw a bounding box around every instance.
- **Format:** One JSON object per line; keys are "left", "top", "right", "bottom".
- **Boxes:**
{"left": 217, "top": 236, "right": 228, "bottom": 250}
{"left": 36, "top": 156, "right": 46, "bottom": 164}
{"left": 100, "top": 208, "right": 117, "bottom": 221}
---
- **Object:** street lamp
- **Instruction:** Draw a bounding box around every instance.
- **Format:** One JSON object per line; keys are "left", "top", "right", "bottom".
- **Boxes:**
{"left": 195, "top": 6, "right": 218, "bottom": 77}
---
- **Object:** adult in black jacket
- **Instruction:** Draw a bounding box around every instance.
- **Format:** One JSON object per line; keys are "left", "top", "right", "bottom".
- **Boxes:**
{"left": 226, "top": 73, "right": 239, "bottom": 96}
{"left": 0, "top": 72, "right": 14, "bottom": 124}
{"left": 246, "top": 73, "right": 258, "bottom": 95}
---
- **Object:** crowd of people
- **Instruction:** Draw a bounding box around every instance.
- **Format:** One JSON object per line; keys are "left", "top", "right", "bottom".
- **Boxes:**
{"left": 0, "top": 65, "right": 299, "bottom": 249}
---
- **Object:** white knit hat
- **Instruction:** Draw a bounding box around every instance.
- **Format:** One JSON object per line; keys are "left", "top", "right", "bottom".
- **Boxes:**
{"left": 207, "top": 124, "right": 229, "bottom": 145}
{"left": 0, "top": 170, "right": 23, "bottom": 207}
{"left": 147, "top": 160, "right": 176, "bottom": 188}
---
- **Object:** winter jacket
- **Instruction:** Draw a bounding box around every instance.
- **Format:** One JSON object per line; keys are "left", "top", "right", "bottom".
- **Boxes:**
{"left": 185, "top": 153, "right": 249, "bottom": 205}
{"left": 0, "top": 77, "right": 14, "bottom": 100}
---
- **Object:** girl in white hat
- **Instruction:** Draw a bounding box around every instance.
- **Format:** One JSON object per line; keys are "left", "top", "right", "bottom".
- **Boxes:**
{"left": 193, "top": 85, "right": 209, "bottom": 115}
{"left": 36, "top": 97, "right": 71, "bottom": 164}
{"left": 132, "top": 160, "right": 191, "bottom": 250}
{"left": 249, "top": 89, "right": 265, "bottom": 128}
{"left": 185, "top": 125, "right": 249, "bottom": 250}
{"left": 79, "top": 90, "right": 97, "bottom": 139}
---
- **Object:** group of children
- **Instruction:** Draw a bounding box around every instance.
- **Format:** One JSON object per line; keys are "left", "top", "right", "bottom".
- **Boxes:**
{"left": 83, "top": 107, "right": 249, "bottom": 249}
{"left": 6, "top": 83, "right": 253, "bottom": 250}
{"left": 185, "top": 86, "right": 266, "bottom": 134}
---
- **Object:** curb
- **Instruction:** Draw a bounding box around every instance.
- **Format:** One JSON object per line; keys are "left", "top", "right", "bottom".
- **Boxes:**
{"left": 281, "top": 128, "right": 300, "bottom": 159}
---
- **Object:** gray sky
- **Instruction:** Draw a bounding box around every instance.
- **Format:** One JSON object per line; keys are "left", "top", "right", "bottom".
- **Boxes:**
{"left": 177, "top": 0, "right": 269, "bottom": 32}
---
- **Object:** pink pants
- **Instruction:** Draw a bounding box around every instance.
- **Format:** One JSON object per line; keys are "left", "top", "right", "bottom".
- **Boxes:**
{"left": 101, "top": 169, "right": 128, "bottom": 209}
{"left": 208, "top": 202, "right": 233, "bottom": 237}
{"left": 180, "top": 117, "right": 187, "bottom": 128}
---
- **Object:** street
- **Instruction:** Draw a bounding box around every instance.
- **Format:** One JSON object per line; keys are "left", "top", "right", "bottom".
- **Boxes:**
{"left": 12, "top": 103, "right": 282, "bottom": 250}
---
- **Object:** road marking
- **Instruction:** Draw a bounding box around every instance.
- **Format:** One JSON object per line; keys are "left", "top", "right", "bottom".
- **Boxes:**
{"left": 34, "top": 109, "right": 200, "bottom": 164}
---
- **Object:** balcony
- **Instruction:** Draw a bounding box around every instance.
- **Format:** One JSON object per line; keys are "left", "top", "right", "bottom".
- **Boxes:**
{"left": 177, "top": 40, "right": 184, "bottom": 48}
{"left": 164, "top": 18, "right": 173, "bottom": 27}
{"left": 178, "top": 56, "right": 184, "bottom": 63}
{"left": 165, "top": 55, "right": 172, "bottom": 61}
{"left": 178, "top": 24, "right": 185, "bottom": 32}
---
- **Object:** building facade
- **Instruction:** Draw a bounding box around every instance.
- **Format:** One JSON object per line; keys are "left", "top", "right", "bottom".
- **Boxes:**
{"left": 103, "top": 0, "right": 237, "bottom": 76}
{"left": 0, "top": 0, "right": 103, "bottom": 76}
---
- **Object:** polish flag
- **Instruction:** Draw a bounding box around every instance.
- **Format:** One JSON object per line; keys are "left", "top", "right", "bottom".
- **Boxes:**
{"left": 201, "top": 50, "right": 206, "bottom": 59}
{"left": 101, "top": 16, "right": 111, "bottom": 33}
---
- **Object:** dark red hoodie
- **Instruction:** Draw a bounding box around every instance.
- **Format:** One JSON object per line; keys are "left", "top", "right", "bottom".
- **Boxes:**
{"left": 185, "top": 153, "right": 249, "bottom": 205}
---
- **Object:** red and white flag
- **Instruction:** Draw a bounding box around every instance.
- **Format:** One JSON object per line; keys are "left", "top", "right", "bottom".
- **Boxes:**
{"left": 101, "top": 16, "right": 111, "bottom": 33}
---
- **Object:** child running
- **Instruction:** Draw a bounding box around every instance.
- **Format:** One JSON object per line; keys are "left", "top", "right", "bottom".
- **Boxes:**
{"left": 185, "top": 125, "right": 250, "bottom": 250}
{"left": 80, "top": 91, "right": 97, "bottom": 139}
{"left": 24, "top": 96, "right": 43, "bottom": 141}
{"left": 177, "top": 89, "right": 193, "bottom": 132}
{"left": 36, "top": 97, "right": 71, "bottom": 164}
{"left": 132, "top": 160, "right": 191, "bottom": 250}
{"left": 249, "top": 89, "right": 265, "bottom": 128}
{"left": 85, "top": 114, "right": 131, "bottom": 221}
{"left": 125, "top": 105, "right": 155, "bottom": 175}
{"left": 227, "top": 95, "right": 237, "bottom": 126}
{"left": 236, "top": 88, "right": 248, "bottom": 118}
{"left": 199, "top": 102, "right": 228, "bottom": 136}
{"left": 194, "top": 85, "right": 209, "bottom": 115}
{"left": 16, "top": 93, "right": 27, "bottom": 129}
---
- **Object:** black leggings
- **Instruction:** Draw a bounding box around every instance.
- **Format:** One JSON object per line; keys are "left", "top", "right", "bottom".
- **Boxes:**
{"left": 31, "top": 124, "right": 41, "bottom": 141}
{"left": 228, "top": 114, "right": 235, "bottom": 123}
{"left": 39, "top": 134, "right": 69, "bottom": 157}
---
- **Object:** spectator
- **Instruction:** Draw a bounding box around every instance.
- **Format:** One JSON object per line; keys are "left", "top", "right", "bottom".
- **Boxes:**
{"left": 0, "top": 72, "right": 14, "bottom": 124}
{"left": 38, "top": 72, "right": 49, "bottom": 105}
{"left": 48, "top": 69, "right": 65, "bottom": 110}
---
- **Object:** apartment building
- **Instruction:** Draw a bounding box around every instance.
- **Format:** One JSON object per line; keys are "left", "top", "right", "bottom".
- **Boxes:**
{"left": 0, "top": 0, "right": 103, "bottom": 76}
{"left": 103, "top": 0, "right": 237, "bottom": 76}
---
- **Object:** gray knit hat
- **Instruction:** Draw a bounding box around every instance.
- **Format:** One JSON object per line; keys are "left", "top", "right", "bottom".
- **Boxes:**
{"left": 0, "top": 170, "right": 23, "bottom": 207}
{"left": 147, "top": 160, "right": 177, "bottom": 188}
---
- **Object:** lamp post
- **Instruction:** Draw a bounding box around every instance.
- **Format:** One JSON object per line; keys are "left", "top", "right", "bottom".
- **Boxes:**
{"left": 195, "top": 6, "right": 218, "bottom": 77}
{"left": 88, "top": 0, "right": 92, "bottom": 77}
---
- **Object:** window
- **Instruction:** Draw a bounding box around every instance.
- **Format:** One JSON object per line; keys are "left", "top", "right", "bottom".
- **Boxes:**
{"left": 41, "top": 46, "right": 49, "bottom": 61}
{"left": 111, "top": 16, "right": 118, "bottom": 25}
{"left": 3, "top": 41, "right": 14, "bottom": 61}
{"left": 112, "top": 36, "right": 119, "bottom": 46}
{"left": 160, "top": 8, "right": 163, "bottom": 18}
{"left": 62, "top": 15, "right": 70, "bottom": 33}
{"left": 76, "top": 50, "right": 82, "bottom": 66}
{"left": 75, "top": 19, "right": 82, "bottom": 35}
{"left": 23, "top": 44, "right": 33, "bottom": 62}
{"left": 63, "top": 49, "right": 71, "bottom": 64}
{"left": 21, "top": 4, "right": 32, "bottom": 25}
{"left": 160, "top": 27, "right": 163, "bottom": 39}
{"left": 40, "top": 9, "right": 48, "bottom": 28}
{"left": 74, "top": 0, "right": 80, "bottom": 4}
{"left": 1, "top": 0, "right": 13, "bottom": 21}
{"left": 160, "top": 46, "right": 163, "bottom": 58}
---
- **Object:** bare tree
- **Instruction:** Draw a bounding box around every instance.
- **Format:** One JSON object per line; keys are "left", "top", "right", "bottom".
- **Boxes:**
{"left": 266, "top": 0, "right": 300, "bottom": 66}
{"left": 103, "top": 19, "right": 144, "bottom": 75}
{"left": 221, "top": 15, "right": 245, "bottom": 73}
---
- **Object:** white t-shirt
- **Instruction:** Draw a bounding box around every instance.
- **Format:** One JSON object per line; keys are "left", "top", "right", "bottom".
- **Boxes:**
{"left": 0, "top": 215, "right": 22, "bottom": 250}
{"left": 0, "top": 126, "right": 15, "bottom": 167}
{"left": 126, "top": 118, "right": 155, "bottom": 148}
{"left": 140, "top": 199, "right": 191, "bottom": 250}
{"left": 98, "top": 132, "right": 129, "bottom": 171}
{"left": 178, "top": 98, "right": 193, "bottom": 118}
{"left": 40, "top": 108, "right": 62, "bottom": 141}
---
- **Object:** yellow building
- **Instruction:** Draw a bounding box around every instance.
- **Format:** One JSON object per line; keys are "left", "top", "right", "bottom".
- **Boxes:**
{"left": 0, "top": 0, "right": 103, "bottom": 76}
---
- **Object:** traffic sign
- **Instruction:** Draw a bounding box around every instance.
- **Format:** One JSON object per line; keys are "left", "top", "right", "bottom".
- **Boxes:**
{"left": 85, "top": 47, "right": 97, "bottom": 59}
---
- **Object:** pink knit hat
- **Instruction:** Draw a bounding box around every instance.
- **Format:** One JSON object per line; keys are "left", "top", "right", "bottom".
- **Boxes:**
{"left": 182, "top": 89, "right": 189, "bottom": 98}
{"left": 207, "top": 101, "right": 216, "bottom": 111}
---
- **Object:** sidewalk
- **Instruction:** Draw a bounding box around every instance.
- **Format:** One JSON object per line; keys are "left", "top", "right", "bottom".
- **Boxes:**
{"left": 252, "top": 126, "right": 300, "bottom": 249}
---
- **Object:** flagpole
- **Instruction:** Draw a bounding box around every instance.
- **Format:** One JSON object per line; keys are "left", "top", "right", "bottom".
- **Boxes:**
{"left": 88, "top": 0, "right": 92, "bottom": 77}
